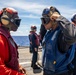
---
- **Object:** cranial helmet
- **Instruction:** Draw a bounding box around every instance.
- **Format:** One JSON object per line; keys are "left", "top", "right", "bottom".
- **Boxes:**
{"left": 71, "top": 13, "right": 76, "bottom": 24}
{"left": 31, "top": 25, "right": 37, "bottom": 30}
{"left": 0, "top": 7, "right": 21, "bottom": 27}
{"left": 41, "top": 6, "right": 60, "bottom": 25}
{"left": 42, "top": 6, "right": 60, "bottom": 16}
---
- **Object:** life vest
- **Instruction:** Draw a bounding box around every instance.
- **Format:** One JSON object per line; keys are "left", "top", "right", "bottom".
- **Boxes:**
{"left": 34, "top": 33, "right": 40, "bottom": 46}
{"left": 42, "top": 27, "right": 75, "bottom": 74}
{"left": 29, "top": 31, "right": 40, "bottom": 46}
{"left": 0, "top": 27, "right": 19, "bottom": 71}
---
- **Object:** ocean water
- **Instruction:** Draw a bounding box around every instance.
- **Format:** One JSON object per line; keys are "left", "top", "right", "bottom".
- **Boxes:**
{"left": 12, "top": 36, "right": 30, "bottom": 46}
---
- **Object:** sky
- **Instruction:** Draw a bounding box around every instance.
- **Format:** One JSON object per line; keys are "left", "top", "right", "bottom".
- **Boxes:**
{"left": 0, "top": 0, "right": 76, "bottom": 36}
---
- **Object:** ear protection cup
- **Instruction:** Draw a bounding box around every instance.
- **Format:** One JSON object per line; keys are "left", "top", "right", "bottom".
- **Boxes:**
{"left": 1, "top": 14, "right": 10, "bottom": 26}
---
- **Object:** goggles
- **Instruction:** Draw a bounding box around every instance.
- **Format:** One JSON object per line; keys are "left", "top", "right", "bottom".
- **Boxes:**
{"left": 13, "top": 18, "right": 21, "bottom": 27}
{"left": 41, "top": 16, "right": 51, "bottom": 25}
{"left": 10, "top": 18, "right": 21, "bottom": 27}
{"left": 41, "top": 8, "right": 51, "bottom": 25}
{"left": 1, "top": 16, "right": 21, "bottom": 27}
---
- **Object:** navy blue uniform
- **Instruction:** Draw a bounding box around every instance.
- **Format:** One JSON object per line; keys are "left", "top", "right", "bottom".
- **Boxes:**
{"left": 42, "top": 16, "right": 76, "bottom": 75}
{"left": 29, "top": 31, "right": 40, "bottom": 69}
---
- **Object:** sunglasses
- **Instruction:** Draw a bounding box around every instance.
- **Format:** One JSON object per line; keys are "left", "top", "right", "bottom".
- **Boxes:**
{"left": 41, "top": 16, "right": 51, "bottom": 25}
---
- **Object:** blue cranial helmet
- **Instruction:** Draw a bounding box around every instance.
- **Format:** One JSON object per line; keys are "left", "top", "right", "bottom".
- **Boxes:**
{"left": 71, "top": 13, "right": 76, "bottom": 24}
{"left": 42, "top": 6, "right": 60, "bottom": 16}
{"left": 42, "top": 8, "right": 50, "bottom": 16}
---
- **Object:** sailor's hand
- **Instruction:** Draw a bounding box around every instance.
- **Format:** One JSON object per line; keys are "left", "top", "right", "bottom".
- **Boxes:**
{"left": 51, "top": 12, "right": 60, "bottom": 20}
{"left": 34, "top": 48, "right": 37, "bottom": 52}
{"left": 19, "top": 66, "right": 27, "bottom": 74}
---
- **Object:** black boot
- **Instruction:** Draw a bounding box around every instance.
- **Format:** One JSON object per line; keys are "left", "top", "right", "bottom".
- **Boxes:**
{"left": 33, "top": 64, "right": 41, "bottom": 69}
{"left": 31, "top": 63, "right": 33, "bottom": 67}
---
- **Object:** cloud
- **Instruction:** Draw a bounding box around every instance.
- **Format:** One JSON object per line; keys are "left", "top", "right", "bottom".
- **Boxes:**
{"left": 1, "top": 0, "right": 76, "bottom": 36}
{"left": 57, "top": 6, "right": 76, "bottom": 18}
{"left": 11, "top": 23, "right": 41, "bottom": 36}
{"left": 11, "top": 27, "right": 29, "bottom": 36}
{"left": 0, "top": 0, "right": 75, "bottom": 19}
{"left": 0, "top": 0, "right": 46, "bottom": 15}
{"left": 10, "top": 31, "right": 24, "bottom": 36}
{"left": 20, "top": 14, "right": 40, "bottom": 19}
